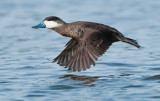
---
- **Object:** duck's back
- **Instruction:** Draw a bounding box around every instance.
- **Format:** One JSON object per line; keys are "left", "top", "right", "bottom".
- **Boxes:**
{"left": 66, "top": 21, "right": 123, "bottom": 41}
{"left": 70, "top": 21, "right": 111, "bottom": 31}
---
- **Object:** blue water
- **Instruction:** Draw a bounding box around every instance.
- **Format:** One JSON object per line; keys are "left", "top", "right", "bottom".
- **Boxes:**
{"left": 0, "top": 0, "right": 160, "bottom": 101}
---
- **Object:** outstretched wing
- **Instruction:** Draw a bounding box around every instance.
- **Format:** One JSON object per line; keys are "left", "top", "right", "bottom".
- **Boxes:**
{"left": 53, "top": 31, "right": 117, "bottom": 71}
{"left": 53, "top": 38, "right": 79, "bottom": 66}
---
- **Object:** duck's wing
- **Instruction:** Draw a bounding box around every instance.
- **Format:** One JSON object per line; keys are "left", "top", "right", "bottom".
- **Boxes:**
{"left": 53, "top": 38, "right": 79, "bottom": 66}
{"left": 53, "top": 31, "right": 117, "bottom": 71}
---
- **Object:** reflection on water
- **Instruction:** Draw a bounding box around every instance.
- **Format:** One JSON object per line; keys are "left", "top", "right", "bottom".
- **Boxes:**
{"left": 60, "top": 74, "right": 99, "bottom": 87}
{"left": 144, "top": 75, "right": 160, "bottom": 80}
{"left": 120, "top": 73, "right": 133, "bottom": 76}
{"left": 49, "top": 85, "right": 75, "bottom": 90}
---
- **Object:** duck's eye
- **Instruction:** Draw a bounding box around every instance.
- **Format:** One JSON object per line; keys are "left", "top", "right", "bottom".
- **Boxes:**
{"left": 47, "top": 19, "right": 52, "bottom": 21}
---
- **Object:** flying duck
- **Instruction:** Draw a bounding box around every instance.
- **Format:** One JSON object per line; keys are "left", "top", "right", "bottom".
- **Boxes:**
{"left": 32, "top": 16, "right": 140, "bottom": 72}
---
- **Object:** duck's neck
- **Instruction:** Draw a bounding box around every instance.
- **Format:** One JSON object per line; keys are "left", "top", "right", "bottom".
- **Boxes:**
{"left": 53, "top": 23, "right": 70, "bottom": 37}
{"left": 53, "top": 23, "right": 83, "bottom": 40}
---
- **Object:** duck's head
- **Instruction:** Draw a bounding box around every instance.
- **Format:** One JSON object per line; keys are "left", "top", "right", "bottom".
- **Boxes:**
{"left": 32, "top": 16, "right": 65, "bottom": 29}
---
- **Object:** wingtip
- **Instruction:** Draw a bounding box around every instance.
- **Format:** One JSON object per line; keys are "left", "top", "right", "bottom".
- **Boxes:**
{"left": 137, "top": 45, "right": 141, "bottom": 49}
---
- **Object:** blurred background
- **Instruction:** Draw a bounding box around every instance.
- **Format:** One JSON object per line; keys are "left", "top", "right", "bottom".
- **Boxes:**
{"left": 0, "top": 0, "right": 160, "bottom": 101}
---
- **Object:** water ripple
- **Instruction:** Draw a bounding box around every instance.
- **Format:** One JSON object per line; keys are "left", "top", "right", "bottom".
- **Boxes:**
{"left": 48, "top": 85, "right": 75, "bottom": 90}
{"left": 144, "top": 75, "right": 160, "bottom": 80}
{"left": 0, "top": 0, "right": 160, "bottom": 101}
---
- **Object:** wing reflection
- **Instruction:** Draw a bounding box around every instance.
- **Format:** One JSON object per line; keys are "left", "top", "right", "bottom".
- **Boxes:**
{"left": 60, "top": 74, "right": 99, "bottom": 87}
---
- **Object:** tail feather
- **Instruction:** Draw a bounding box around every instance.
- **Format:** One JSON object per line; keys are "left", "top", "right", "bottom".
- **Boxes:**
{"left": 121, "top": 37, "right": 141, "bottom": 48}
{"left": 112, "top": 31, "right": 141, "bottom": 48}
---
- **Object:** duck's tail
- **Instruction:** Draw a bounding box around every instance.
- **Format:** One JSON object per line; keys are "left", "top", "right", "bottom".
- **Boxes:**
{"left": 121, "top": 37, "right": 141, "bottom": 48}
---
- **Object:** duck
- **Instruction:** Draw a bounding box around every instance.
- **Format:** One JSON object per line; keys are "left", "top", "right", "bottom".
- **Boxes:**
{"left": 32, "top": 16, "right": 141, "bottom": 72}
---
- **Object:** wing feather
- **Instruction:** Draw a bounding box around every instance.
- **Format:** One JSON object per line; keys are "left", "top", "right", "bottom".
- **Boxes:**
{"left": 53, "top": 31, "right": 117, "bottom": 71}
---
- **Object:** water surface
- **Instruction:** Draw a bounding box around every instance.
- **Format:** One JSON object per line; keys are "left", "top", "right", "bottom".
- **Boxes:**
{"left": 0, "top": 0, "right": 160, "bottom": 101}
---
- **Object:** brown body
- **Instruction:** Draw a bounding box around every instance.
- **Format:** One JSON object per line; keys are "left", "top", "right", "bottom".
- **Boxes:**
{"left": 32, "top": 16, "right": 141, "bottom": 72}
{"left": 53, "top": 21, "right": 140, "bottom": 71}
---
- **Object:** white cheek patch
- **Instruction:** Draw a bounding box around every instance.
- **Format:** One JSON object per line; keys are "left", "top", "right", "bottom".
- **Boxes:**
{"left": 44, "top": 21, "right": 61, "bottom": 28}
